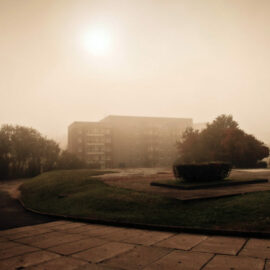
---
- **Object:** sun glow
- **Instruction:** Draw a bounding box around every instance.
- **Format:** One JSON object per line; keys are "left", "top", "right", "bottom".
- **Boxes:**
{"left": 82, "top": 28, "right": 112, "bottom": 56}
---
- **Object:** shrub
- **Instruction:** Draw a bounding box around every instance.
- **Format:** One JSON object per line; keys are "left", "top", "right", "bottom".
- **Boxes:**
{"left": 173, "top": 162, "right": 232, "bottom": 182}
{"left": 56, "top": 151, "right": 86, "bottom": 170}
{"left": 255, "top": 161, "right": 268, "bottom": 168}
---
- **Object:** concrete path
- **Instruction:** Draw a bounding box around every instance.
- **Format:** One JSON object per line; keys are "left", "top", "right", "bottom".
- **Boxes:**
{"left": 0, "top": 180, "right": 56, "bottom": 230}
{"left": 0, "top": 220, "right": 269, "bottom": 269}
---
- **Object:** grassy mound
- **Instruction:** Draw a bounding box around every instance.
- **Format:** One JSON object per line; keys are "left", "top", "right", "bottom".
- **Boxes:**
{"left": 20, "top": 169, "right": 270, "bottom": 232}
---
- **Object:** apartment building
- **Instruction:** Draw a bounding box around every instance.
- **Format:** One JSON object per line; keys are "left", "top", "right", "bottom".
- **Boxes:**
{"left": 68, "top": 115, "right": 193, "bottom": 168}
{"left": 68, "top": 122, "right": 112, "bottom": 169}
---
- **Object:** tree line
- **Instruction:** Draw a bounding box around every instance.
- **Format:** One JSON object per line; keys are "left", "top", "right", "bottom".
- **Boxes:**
{"left": 0, "top": 125, "right": 85, "bottom": 180}
{"left": 177, "top": 115, "right": 269, "bottom": 168}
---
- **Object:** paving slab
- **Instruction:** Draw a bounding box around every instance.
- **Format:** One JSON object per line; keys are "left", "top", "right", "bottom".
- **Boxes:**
{"left": 0, "top": 250, "right": 60, "bottom": 270}
{"left": 50, "top": 222, "right": 88, "bottom": 232}
{"left": 155, "top": 233, "right": 207, "bottom": 250}
{"left": 76, "top": 264, "right": 121, "bottom": 269}
{"left": 48, "top": 237, "right": 108, "bottom": 255}
{"left": 144, "top": 250, "right": 213, "bottom": 270}
{"left": 3, "top": 228, "right": 53, "bottom": 240}
{"left": 26, "top": 220, "right": 71, "bottom": 229}
{"left": 99, "top": 228, "right": 143, "bottom": 242}
{"left": 0, "top": 244, "right": 38, "bottom": 260}
{"left": 72, "top": 242, "right": 135, "bottom": 263}
{"left": 63, "top": 224, "right": 114, "bottom": 235}
{"left": 15, "top": 231, "right": 85, "bottom": 248}
{"left": 14, "top": 231, "right": 63, "bottom": 245}
{"left": 239, "top": 238, "right": 270, "bottom": 259}
{"left": 192, "top": 236, "right": 246, "bottom": 255}
{"left": 121, "top": 230, "right": 174, "bottom": 246}
{"left": 102, "top": 246, "right": 171, "bottom": 270}
{"left": 0, "top": 224, "right": 40, "bottom": 237}
{"left": 203, "top": 254, "right": 265, "bottom": 270}
{"left": 0, "top": 240, "right": 21, "bottom": 250}
{"left": 25, "top": 256, "right": 87, "bottom": 270}
{"left": 93, "top": 227, "right": 131, "bottom": 239}
{"left": 81, "top": 226, "right": 127, "bottom": 238}
{"left": 0, "top": 221, "right": 69, "bottom": 235}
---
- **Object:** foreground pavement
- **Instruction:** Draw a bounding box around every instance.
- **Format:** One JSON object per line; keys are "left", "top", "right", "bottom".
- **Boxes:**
{"left": 0, "top": 221, "right": 269, "bottom": 269}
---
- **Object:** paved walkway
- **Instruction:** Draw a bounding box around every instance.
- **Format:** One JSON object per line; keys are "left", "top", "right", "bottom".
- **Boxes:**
{"left": 0, "top": 180, "right": 55, "bottom": 230}
{"left": 0, "top": 221, "right": 269, "bottom": 269}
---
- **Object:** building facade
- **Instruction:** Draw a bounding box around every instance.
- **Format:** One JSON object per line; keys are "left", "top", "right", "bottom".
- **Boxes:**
{"left": 68, "top": 122, "right": 112, "bottom": 168}
{"left": 68, "top": 115, "right": 193, "bottom": 168}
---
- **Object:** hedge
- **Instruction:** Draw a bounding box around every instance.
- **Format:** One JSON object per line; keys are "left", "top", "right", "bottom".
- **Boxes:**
{"left": 173, "top": 162, "right": 232, "bottom": 182}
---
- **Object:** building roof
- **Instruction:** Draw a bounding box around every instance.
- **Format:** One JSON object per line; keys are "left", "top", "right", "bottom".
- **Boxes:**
{"left": 101, "top": 115, "right": 193, "bottom": 124}
{"left": 68, "top": 121, "right": 110, "bottom": 129}
{"left": 69, "top": 115, "right": 193, "bottom": 129}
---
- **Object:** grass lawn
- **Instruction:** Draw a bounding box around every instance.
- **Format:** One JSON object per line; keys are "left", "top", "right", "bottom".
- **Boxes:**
{"left": 20, "top": 169, "right": 270, "bottom": 232}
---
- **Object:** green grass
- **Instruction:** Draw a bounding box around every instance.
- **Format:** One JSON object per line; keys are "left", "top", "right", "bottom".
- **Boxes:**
{"left": 20, "top": 169, "right": 270, "bottom": 232}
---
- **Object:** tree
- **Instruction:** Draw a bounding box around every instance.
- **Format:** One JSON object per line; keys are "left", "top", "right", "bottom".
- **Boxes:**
{"left": 56, "top": 150, "right": 86, "bottom": 170}
{"left": 176, "top": 128, "right": 201, "bottom": 163}
{"left": 177, "top": 115, "right": 269, "bottom": 168}
{"left": 0, "top": 125, "right": 13, "bottom": 179}
{"left": 0, "top": 125, "right": 60, "bottom": 179}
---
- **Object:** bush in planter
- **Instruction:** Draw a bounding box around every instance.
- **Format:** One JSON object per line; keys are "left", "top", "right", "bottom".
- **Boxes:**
{"left": 255, "top": 161, "right": 268, "bottom": 168}
{"left": 173, "top": 162, "right": 232, "bottom": 182}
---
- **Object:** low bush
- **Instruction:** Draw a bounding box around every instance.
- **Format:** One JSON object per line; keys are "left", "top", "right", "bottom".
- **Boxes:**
{"left": 255, "top": 161, "right": 268, "bottom": 168}
{"left": 173, "top": 162, "right": 232, "bottom": 182}
{"left": 56, "top": 150, "right": 86, "bottom": 170}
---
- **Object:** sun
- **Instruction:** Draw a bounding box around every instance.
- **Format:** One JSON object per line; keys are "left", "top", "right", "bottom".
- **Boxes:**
{"left": 82, "top": 28, "right": 112, "bottom": 57}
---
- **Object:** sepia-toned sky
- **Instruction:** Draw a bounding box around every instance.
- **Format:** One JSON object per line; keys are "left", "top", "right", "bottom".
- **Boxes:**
{"left": 0, "top": 0, "right": 269, "bottom": 146}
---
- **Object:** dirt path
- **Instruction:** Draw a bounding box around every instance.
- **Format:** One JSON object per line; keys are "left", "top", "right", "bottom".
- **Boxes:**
{"left": 0, "top": 179, "right": 24, "bottom": 199}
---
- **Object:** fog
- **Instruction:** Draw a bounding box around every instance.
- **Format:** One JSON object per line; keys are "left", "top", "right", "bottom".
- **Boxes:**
{"left": 0, "top": 0, "right": 270, "bottom": 146}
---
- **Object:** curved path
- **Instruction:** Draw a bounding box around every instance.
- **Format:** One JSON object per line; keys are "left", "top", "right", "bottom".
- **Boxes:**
{"left": 0, "top": 179, "right": 56, "bottom": 231}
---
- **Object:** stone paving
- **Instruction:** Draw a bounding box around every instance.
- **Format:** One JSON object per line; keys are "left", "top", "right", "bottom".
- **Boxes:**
{"left": 0, "top": 221, "right": 270, "bottom": 269}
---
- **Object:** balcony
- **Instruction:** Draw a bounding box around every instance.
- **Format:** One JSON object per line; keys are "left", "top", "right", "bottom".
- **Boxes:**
{"left": 86, "top": 133, "right": 104, "bottom": 137}
{"left": 86, "top": 142, "right": 105, "bottom": 146}
{"left": 86, "top": 151, "right": 105, "bottom": 155}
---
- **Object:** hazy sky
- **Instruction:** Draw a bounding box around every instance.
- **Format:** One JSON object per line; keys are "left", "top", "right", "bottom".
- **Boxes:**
{"left": 0, "top": 0, "right": 270, "bottom": 145}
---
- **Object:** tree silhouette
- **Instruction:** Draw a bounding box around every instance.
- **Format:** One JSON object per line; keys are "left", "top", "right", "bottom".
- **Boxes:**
{"left": 177, "top": 115, "right": 269, "bottom": 168}
{"left": 0, "top": 125, "right": 60, "bottom": 179}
